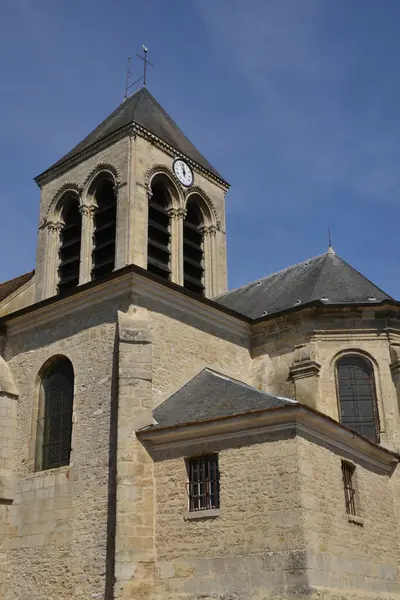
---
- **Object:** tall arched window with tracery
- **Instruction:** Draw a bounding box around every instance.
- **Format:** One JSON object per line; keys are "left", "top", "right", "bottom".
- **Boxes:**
{"left": 183, "top": 200, "right": 204, "bottom": 295}
{"left": 91, "top": 176, "right": 117, "bottom": 280}
{"left": 335, "top": 355, "right": 380, "bottom": 443}
{"left": 36, "top": 357, "right": 74, "bottom": 471}
{"left": 58, "top": 196, "right": 82, "bottom": 293}
{"left": 147, "top": 180, "right": 171, "bottom": 280}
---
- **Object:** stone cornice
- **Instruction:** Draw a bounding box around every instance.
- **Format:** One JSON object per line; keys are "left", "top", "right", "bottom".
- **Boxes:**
{"left": 35, "top": 122, "right": 229, "bottom": 192}
{"left": 290, "top": 360, "right": 321, "bottom": 380}
{"left": 138, "top": 404, "right": 398, "bottom": 473}
{"left": 3, "top": 265, "right": 251, "bottom": 342}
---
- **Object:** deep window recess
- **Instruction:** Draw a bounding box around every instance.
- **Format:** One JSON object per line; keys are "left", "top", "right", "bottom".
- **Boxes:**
{"left": 183, "top": 203, "right": 204, "bottom": 295}
{"left": 147, "top": 182, "right": 171, "bottom": 280}
{"left": 341, "top": 461, "right": 357, "bottom": 516}
{"left": 91, "top": 178, "right": 117, "bottom": 280}
{"left": 187, "top": 454, "right": 220, "bottom": 512}
{"left": 39, "top": 358, "right": 74, "bottom": 471}
{"left": 58, "top": 199, "right": 82, "bottom": 293}
{"left": 336, "top": 355, "right": 380, "bottom": 443}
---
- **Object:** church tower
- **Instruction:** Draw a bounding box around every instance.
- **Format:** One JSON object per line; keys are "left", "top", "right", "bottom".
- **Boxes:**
{"left": 34, "top": 88, "right": 229, "bottom": 302}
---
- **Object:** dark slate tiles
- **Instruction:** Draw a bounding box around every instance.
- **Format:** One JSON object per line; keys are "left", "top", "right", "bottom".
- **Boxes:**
{"left": 152, "top": 368, "right": 295, "bottom": 428}
{"left": 216, "top": 250, "right": 392, "bottom": 319}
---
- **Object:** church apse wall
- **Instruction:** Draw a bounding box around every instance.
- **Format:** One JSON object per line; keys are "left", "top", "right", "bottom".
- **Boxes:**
{"left": 251, "top": 306, "right": 400, "bottom": 452}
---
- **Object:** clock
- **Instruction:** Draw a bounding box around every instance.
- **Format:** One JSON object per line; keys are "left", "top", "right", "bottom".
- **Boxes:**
{"left": 173, "top": 158, "right": 193, "bottom": 187}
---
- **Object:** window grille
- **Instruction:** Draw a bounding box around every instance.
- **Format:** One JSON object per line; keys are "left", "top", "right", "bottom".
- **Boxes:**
{"left": 147, "top": 183, "right": 171, "bottom": 280}
{"left": 58, "top": 199, "right": 82, "bottom": 293}
{"left": 187, "top": 454, "right": 220, "bottom": 511}
{"left": 91, "top": 179, "right": 116, "bottom": 280}
{"left": 183, "top": 203, "right": 204, "bottom": 295}
{"left": 336, "top": 355, "right": 379, "bottom": 443}
{"left": 40, "top": 359, "right": 74, "bottom": 471}
{"left": 341, "top": 461, "right": 356, "bottom": 516}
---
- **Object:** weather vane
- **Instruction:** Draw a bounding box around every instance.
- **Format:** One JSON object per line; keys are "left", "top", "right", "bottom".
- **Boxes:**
{"left": 124, "top": 45, "right": 154, "bottom": 100}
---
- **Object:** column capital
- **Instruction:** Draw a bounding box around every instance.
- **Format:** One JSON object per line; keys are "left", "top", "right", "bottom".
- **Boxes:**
{"left": 167, "top": 207, "right": 186, "bottom": 219}
{"left": 199, "top": 224, "right": 218, "bottom": 237}
{"left": 46, "top": 220, "right": 63, "bottom": 233}
{"left": 79, "top": 203, "right": 97, "bottom": 217}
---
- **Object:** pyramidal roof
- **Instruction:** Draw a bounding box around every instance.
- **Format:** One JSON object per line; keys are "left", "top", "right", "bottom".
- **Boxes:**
{"left": 41, "top": 87, "right": 225, "bottom": 181}
{"left": 152, "top": 368, "right": 295, "bottom": 428}
{"left": 216, "top": 248, "right": 393, "bottom": 319}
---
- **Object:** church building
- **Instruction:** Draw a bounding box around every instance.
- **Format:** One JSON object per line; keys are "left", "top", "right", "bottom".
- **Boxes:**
{"left": 0, "top": 86, "right": 399, "bottom": 600}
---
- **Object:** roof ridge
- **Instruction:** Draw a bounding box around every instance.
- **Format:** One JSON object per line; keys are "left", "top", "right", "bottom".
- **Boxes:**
{"left": 306, "top": 252, "right": 331, "bottom": 301}
{"left": 216, "top": 251, "right": 329, "bottom": 299}
{"left": 333, "top": 254, "right": 394, "bottom": 300}
{"left": 204, "top": 368, "right": 292, "bottom": 400}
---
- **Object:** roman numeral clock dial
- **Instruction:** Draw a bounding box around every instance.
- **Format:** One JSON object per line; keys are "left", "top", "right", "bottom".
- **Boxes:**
{"left": 173, "top": 158, "right": 193, "bottom": 187}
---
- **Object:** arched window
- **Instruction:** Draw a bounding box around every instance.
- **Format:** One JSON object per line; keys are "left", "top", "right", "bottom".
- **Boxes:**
{"left": 36, "top": 358, "right": 74, "bottom": 471}
{"left": 147, "top": 181, "right": 171, "bottom": 280}
{"left": 91, "top": 177, "right": 117, "bottom": 280}
{"left": 183, "top": 201, "right": 204, "bottom": 295}
{"left": 336, "top": 355, "right": 380, "bottom": 443}
{"left": 58, "top": 197, "right": 82, "bottom": 293}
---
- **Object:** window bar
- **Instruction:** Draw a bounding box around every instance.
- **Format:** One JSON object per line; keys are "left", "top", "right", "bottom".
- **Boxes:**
{"left": 341, "top": 461, "right": 356, "bottom": 516}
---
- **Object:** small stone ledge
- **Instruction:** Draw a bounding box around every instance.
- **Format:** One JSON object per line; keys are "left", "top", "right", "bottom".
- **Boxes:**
{"left": 184, "top": 508, "right": 220, "bottom": 521}
{"left": 347, "top": 514, "right": 364, "bottom": 526}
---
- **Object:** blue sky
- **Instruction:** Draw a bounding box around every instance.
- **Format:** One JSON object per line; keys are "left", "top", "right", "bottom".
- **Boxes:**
{"left": 1, "top": 0, "right": 400, "bottom": 296}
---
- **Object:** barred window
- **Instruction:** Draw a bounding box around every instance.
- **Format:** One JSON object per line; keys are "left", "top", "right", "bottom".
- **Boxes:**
{"left": 187, "top": 454, "right": 220, "bottom": 512}
{"left": 336, "top": 355, "right": 380, "bottom": 443}
{"left": 37, "top": 358, "right": 74, "bottom": 471}
{"left": 341, "top": 460, "right": 356, "bottom": 516}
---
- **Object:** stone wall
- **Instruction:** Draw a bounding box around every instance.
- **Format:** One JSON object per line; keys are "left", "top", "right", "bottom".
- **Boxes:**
{"left": 153, "top": 432, "right": 400, "bottom": 600}
{"left": 154, "top": 434, "right": 305, "bottom": 600}
{"left": 297, "top": 435, "right": 400, "bottom": 595}
{"left": 3, "top": 299, "right": 118, "bottom": 599}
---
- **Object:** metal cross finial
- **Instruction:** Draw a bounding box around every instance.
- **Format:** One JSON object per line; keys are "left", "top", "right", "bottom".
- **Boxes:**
{"left": 123, "top": 45, "right": 155, "bottom": 100}
{"left": 137, "top": 45, "right": 154, "bottom": 87}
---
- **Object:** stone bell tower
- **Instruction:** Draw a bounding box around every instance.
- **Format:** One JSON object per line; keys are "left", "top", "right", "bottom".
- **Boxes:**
{"left": 33, "top": 87, "right": 229, "bottom": 303}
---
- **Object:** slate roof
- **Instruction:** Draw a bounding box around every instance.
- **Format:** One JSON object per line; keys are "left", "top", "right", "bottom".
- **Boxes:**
{"left": 43, "top": 87, "right": 224, "bottom": 181}
{"left": 152, "top": 368, "right": 295, "bottom": 428}
{"left": 215, "top": 248, "right": 393, "bottom": 320}
{"left": 0, "top": 271, "right": 34, "bottom": 303}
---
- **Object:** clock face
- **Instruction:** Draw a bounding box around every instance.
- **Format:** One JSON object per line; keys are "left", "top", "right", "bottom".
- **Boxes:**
{"left": 173, "top": 159, "right": 193, "bottom": 187}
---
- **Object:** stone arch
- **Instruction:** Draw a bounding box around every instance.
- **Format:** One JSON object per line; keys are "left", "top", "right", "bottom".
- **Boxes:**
{"left": 185, "top": 187, "right": 219, "bottom": 229}
{"left": 145, "top": 165, "right": 184, "bottom": 209}
{"left": 45, "top": 182, "right": 82, "bottom": 222}
{"left": 330, "top": 347, "right": 379, "bottom": 371}
{"left": 83, "top": 163, "right": 121, "bottom": 198}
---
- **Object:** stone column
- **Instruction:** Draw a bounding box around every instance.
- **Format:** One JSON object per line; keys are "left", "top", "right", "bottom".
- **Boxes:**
{"left": 114, "top": 305, "right": 155, "bottom": 600}
{"left": 168, "top": 207, "right": 185, "bottom": 286}
{"left": 44, "top": 220, "right": 63, "bottom": 298}
{"left": 390, "top": 344, "right": 400, "bottom": 407}
{"left": 0, "top": 355, "right": 19, "bottom": 502}
{"left": 78, "top": 204, "right": 96, "bottom": 285}
{"left": 200, "top": 225, "right": 217, "bottom": 298}
{"left": 289, "top": 344, "right": 321, "bottom": 409}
